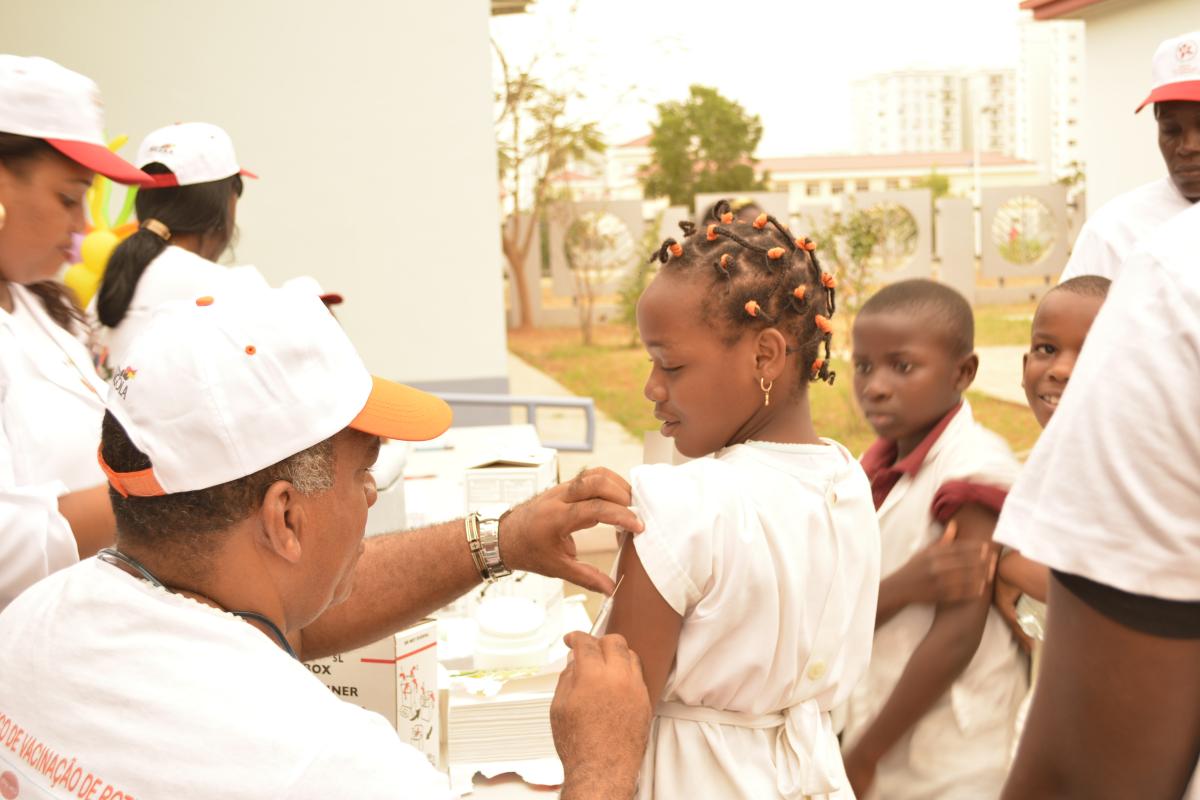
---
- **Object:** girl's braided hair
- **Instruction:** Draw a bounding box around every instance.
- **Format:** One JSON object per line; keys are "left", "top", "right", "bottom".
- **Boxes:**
{"left": 649, "top": 199, "right": 837, "bottom": 385}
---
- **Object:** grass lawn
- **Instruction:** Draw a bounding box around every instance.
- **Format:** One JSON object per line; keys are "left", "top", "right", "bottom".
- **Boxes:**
{"left": 975, "top": 302, "right": 1037, "bottom": 348}
{"left": 510, "top": 322, "right": 1041, "bottom": 458}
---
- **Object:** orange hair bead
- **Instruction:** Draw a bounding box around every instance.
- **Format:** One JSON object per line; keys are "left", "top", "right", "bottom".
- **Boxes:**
{"left": 812, "top": 357, "right": 825, "bottom": 373}
{"left": 767, "top": 247, "right": 785, "bottom": 260}
{"left": 792, "top": 285, "right": 807, "bottom": 301}
{"left": 753, "top": 212, "right": 769, "bottom": 229}
{"left": 820, "top": 272, "right": 837, "bottom": 289}
{"left": 669, "top": 242, "right": 683, "bottom": 257}
{"left": 814, "top": 315, "right": 833, "bottom": 334}
{"left": 707, "top": 224, "right": 718, "bottom": 241}
{"left": 719, "top": 253, "right": 731, "bottom": 268}
{"left": 720, "top": 212, "right": 734, "bottom": 224}
{"left": 803, "top": 238, "right": 817, "bottom": 251}
{"left": 744, "top": 300, "right": 761, "bottom": 318}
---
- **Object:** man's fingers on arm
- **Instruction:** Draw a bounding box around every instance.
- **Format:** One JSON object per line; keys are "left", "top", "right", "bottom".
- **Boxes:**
{"left": 568, "top": 498, "right": 642, "bottom": 535}
{"left": 563, "top": 631, "right": 604, "bottom": 660}
{"left": 938, "top": 519, "right": 959, "bottom": 545}
{"left": 565, "top": 468, "right": 633, "bottom": 507}
{"left": 557, "top": 558, "right": 617, "bottom": 595}
{"left": 598, "top": 632, "right": 632, "bottom": 662}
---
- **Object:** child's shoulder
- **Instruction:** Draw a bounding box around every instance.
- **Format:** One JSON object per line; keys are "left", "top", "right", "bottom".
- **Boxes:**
{"left": 630, "top": 458, "right": 747, "bottom": 526}
{"left": 926, "top": 406, "right": 1021, "bottom": 486}
{"left": 631, "top": 457, "right": 738, "bottom": 500}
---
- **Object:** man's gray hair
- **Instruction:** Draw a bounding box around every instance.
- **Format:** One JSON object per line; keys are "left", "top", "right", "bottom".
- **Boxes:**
{"left": 100, "top": 412, "right": 339, "bottom": 561}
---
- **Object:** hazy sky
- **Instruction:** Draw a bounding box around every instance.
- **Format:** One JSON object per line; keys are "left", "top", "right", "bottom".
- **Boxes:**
{"left": 491, "top": 0, "right": 1026, "bottom": 157}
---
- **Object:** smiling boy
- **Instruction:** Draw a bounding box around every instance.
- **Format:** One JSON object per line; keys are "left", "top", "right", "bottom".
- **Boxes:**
{"left": 841, "top": 279, "right": 1027, "bottom": 800}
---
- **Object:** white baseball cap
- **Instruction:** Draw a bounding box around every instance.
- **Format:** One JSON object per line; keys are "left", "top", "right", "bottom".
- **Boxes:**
{"left": 1136, "top": 31, "right": 1200, "bottom": 112}
{"left": 98, "top": 288, "right": 452, "bottom": 497}
{"left": 0, "top": 55, "right": 152, "bottom": 186}
{"left": 136, "top": 121, "right": 258, "bottom": 189}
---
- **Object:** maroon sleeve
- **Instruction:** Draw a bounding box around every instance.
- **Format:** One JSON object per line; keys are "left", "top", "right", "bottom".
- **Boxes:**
{"left": 931, "top": 480, "right": 1008, "bottom": 524}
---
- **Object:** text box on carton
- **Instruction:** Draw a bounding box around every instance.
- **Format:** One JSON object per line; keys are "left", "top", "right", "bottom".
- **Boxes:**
{"left": 304, "top": 619, "right": 439, "bottom": 768}
{"left": 465, "top": 448, "right": 558, "bottom": 518}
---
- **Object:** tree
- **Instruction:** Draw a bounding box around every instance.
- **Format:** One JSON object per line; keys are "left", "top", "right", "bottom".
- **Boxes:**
{"left": 809, "top": 202, "right": 879, "bottom": 331}
{"left": 912, "top": 167, "right": 950, "bottom": 203}
{"left": 615, "top": 210, "right": 666, "bottom": 347}
{"left": 641, "top": 85, "right": 767, "bottom": 209}
{"left": 495, "top": 45, "right": 605, "bottom": 331}
{"left": 913, "top": 167, "right": 951, "bottom": 243}
{"left": 806, "top": 199, "right": 918, "bottom": 335}
{"left": 562, "top": 211, "right": 635, "bottom": 346}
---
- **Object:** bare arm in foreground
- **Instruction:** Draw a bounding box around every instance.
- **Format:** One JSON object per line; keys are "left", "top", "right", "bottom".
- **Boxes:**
{"left": 296, "top": 467, "right": 643, "bottom": 661}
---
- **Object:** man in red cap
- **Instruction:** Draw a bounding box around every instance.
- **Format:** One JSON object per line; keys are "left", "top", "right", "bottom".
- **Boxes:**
{"left": 1060, "top": 30, "right": 1200, "bottom": 283}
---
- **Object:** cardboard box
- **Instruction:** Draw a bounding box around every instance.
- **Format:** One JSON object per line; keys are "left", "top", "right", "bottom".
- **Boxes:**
{"left": 464, "top": 447, "right": 558, "bottom": 519}
{"left": 304, "top": 620, "right": 440, "bottom": 768}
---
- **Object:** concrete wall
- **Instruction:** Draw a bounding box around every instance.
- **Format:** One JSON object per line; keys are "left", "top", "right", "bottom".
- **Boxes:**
{"left": 2, "top": 0, "right": 510, "bottom": 404}
{"left": 1074, "top": 0, "right": 1196, "bottom": 209}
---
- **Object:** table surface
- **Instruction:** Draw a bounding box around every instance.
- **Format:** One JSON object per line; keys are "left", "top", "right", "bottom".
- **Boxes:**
{"left": 399, "top": 425, "right": 563, "bottom": 797}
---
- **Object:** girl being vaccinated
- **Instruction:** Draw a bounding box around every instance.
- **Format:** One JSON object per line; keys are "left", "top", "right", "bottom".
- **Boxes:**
{"left": 605, "top": 200, "right": 881, "bottom": 799}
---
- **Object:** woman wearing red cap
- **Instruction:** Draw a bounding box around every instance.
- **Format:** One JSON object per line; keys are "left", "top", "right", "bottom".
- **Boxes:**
{"left": 0, "top": 55, "right": 153, "bottom": 610}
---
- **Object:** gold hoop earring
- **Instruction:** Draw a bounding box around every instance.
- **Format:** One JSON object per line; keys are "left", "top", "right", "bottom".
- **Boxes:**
{"left": 760, "top": 377, "right": 773, "bottom": 407}
{"left": 0, "top": 202, "right": 6, "bottom": 232}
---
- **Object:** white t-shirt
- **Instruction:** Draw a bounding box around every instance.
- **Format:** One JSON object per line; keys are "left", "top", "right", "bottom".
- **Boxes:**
{"left": 0, "top": 284, "right": 108, "bottom": 610}
{"left": 997, "top": 200, "right": 1200, "bottom": 800}
{"left": 1060, "top": 176, "right": 1192, "bottom": 283}
{"left": 627, "top": 440, "right": 881, "bottom": 800}
{"left": 0, "top": 558, "right": 453, "bottom": 799}
{"left": 843, "top": 401, "right": 1026, "bottom": 800}
{"left": 92, "top": 246, "right": 272, "bottom": 374}
{"left": 998, "top": 202, "right": 1200, "bottom": 598}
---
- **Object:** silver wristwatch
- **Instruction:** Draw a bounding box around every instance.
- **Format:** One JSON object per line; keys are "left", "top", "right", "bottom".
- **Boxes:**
{"left": 477, "top": 516, "right": 511, "bottom": 581}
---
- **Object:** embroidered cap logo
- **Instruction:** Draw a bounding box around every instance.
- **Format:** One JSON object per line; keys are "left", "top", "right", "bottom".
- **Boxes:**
{"left": 111, "top": 366, "right": 137, "bottom": 400}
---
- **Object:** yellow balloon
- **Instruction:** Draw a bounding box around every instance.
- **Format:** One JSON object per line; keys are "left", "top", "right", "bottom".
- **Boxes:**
{"left": 64, "top": 263, "right": 102, "bottom": 307}
{"left": 81, "top": 229, "right": 120, "bottom": 275}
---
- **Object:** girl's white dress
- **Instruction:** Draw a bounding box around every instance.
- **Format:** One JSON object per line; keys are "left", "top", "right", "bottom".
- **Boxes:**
{"left": 626, "top": 439, "right": 881, "bottom": 799}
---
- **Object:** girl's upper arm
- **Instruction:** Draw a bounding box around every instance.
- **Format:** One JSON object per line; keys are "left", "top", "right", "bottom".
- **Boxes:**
{"left": 604, "top": 539, "right": 684, "bottom": 706}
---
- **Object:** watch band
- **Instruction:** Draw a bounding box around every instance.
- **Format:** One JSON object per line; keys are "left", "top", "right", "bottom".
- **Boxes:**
{"left": 464, "top": 513, "right": 489, "bottom": 582}
{"left": 477, "top": 516, "right": 511, "bottom": 581}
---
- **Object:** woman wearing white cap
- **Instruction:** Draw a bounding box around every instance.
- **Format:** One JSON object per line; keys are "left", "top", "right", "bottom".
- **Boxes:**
{"left": 94, "top": 121, "right": 338, "bottom": 375}
{"left": 95, "top": 122, "right": 261, "bottom": 374}
{"left": 0, "top": 55, "right": 153, "bottom": 609}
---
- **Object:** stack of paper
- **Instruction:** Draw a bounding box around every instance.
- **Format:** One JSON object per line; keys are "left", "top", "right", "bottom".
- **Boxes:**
{"left": 446, "top": 672, "right": 559, "bottom": 766}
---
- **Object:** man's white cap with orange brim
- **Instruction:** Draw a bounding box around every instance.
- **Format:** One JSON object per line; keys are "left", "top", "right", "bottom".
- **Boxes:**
{"left": 1136, "top": 31, "right": 1200, "bottom": 113}
{"left": 99, "top": 288, "right": 451, "bottom": 497}
{"left": 0, "top": 55, "right": 154, "bottom": 186}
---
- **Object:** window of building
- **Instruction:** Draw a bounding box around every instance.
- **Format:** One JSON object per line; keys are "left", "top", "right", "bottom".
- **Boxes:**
{"left": 854, "top": 180, "right": 869, "bottom": 193}
{"left": 830, "top": 181, "right": 845, "bottom": 195}
{"left": 806, "top": 182, "right": 820, "bottom": 197}
{"left": 886, "top": 178, "right": 901, "bottom": 190}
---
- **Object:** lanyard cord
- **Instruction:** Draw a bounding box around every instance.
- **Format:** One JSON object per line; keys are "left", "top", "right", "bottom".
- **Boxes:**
{"left": 96, "top": 547, "right": 299, "bottom": 661}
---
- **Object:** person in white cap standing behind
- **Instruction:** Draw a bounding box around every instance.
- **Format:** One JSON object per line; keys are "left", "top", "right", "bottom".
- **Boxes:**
{"left": 0, "top": 55, "right": 154, "bottom": 610}
{"left": 0, "top": 286, "right": 652, "bottom": 799}
{"left": 1059, "top": 30, "right": 1200, "bottom": 283}
{"left": 93, "top": 121, "right": 338, "bottom": 376}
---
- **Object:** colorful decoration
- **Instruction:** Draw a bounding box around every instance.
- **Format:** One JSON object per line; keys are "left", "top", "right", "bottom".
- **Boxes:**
{"left": 63, "top": 135, "right": 139, "bottom": 307}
